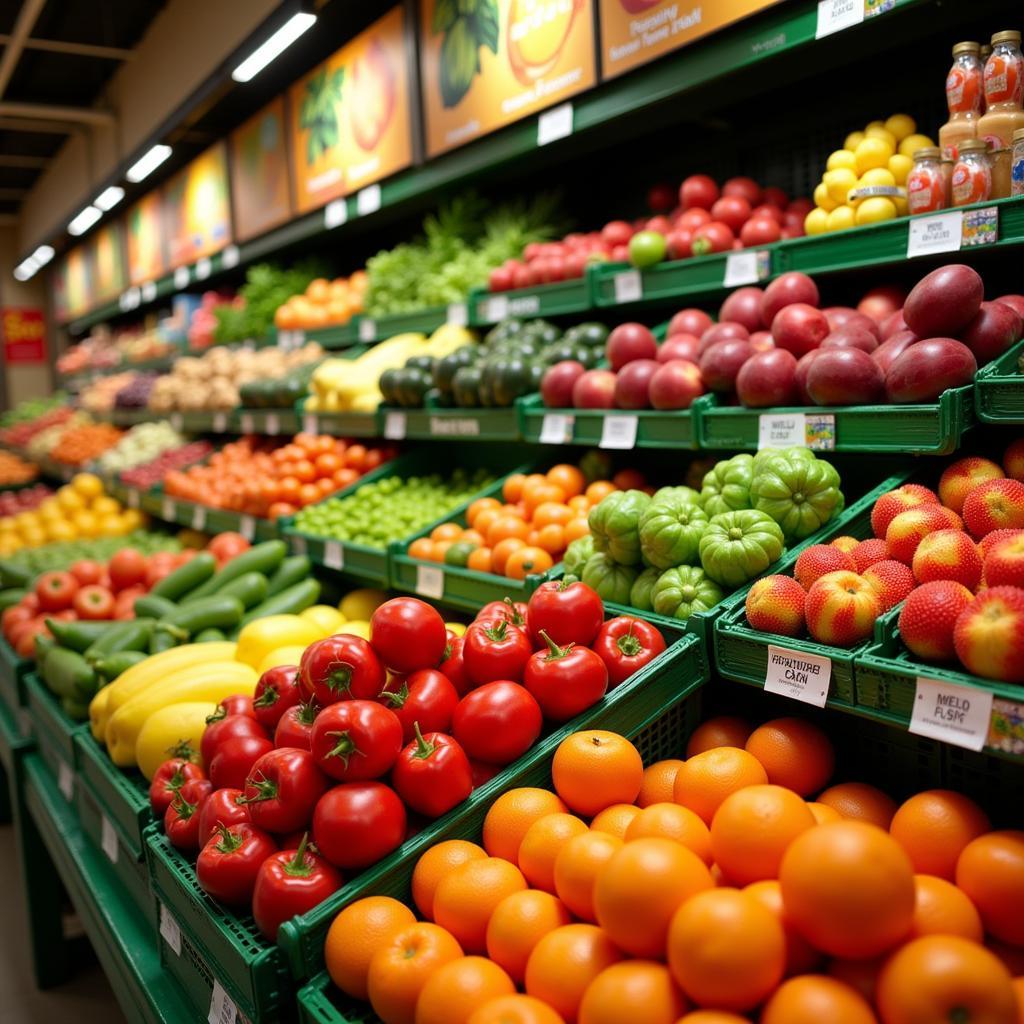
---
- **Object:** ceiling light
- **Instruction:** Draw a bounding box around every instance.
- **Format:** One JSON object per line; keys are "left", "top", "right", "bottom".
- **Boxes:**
{"left": 14, "top": 257, "right": 39, "bottom": 281}
{"left": 31, "top": 245, "right": 54, "bottom": 266}
{"left": 68, "top": 205, "right": 102, "bottom": 236}
{"left": 94, "top": 185, "right": 125, "bottom": 211}
{"left": 232, "top": 11, "right": 316, "bottom": 83}
{"left": 126, "top": 144, "right": 172, "bottom": 184}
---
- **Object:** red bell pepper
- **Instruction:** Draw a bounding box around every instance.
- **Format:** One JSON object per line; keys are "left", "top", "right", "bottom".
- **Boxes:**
{"left": 392, "top": 723, "right": 473, "bottom": 819}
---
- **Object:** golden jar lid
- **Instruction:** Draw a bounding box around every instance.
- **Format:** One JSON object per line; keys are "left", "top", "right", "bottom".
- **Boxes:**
{"left": 958, "top": 138, "right": 990, "bottom": 153}
{"left": 913, "top": 147, "right": 942, "bottom": 160}
{"left": 952, "top": 41, "right": 980, "bottom": 57}
{"left": 991, "top": 30, "right": 1022, "bottom": 46}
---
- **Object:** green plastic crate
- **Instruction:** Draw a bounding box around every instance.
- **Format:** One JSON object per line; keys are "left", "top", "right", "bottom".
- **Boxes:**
{"left": 0, "top": 641, "right": 30, "bottom": 738}
{"left": 975, "top": 336, "right": 1024, "bottom": 423}
{"left": 24, "top": 672, "right": 84, "bottom": 801}
{"left": 697, "top": 385, "right": 974, "bottom": 454}
{"left": 300, "top": 405, "right": 381, "bottom": 438}
{"left": 150, "top": 490, "right": 279, "bottom": 543}
{"left": 469, "top": 275, "right": 594, "bottom": 325}
{"left": 237, "top": 408, "right": 301, "bottom": 437}
{"left": 383, "top": 397, "right": 522, "bottom": 443}
{"left": 277, "top": 626, "right": 707, "bottom": 983}
{"left": 74, "top": 729, "right": 152, "bottom": 861}
{"left": 355, "top": 306, "right": 451, "bottom": 343}
{"left": 0, "top": 683, "right": 31, "bottom": 778}
{"left": 270, "top": 322, "right": 362, "bottom": 351}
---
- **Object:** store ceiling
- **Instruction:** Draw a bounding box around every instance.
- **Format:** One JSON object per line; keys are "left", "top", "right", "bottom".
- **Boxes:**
{"left": 0, "top": 1, "right": 165, "bottom": 218}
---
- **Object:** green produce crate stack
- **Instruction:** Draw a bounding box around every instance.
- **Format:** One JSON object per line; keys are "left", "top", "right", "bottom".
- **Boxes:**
{"left": 23, "top": 673, "right": 84, "bottom": 808}
{"left": 975, "top": 336, "right": 1024, "bottom": 423}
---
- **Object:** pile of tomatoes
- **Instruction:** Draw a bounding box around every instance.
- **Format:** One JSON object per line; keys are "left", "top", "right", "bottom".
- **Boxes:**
{"left": 153, "top": 585, "right": 667, "bottom": 941}
{"left": 162, "top": 432, "right": 397, "bottom": 520}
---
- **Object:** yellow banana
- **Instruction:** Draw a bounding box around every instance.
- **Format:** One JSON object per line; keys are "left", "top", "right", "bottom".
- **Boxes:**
{"left": 135, "top": 702, "right": 217, "bottom": 780}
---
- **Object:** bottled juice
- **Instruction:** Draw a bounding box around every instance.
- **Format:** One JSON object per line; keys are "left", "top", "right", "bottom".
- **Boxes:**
{"left": 939, "top": 42, "right": 983, "bottom": 160}
{"left": 977, "top": 30, "right": 1024, "bottom": 198}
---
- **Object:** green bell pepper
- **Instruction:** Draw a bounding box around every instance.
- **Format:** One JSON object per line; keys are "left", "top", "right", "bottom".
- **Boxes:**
{"left": 652, "top": 566, "right": 725, "bottom": 620}
{"left": 581, "top": 552, "right": 639, "bottom": 605}
{"left": 750, "top": 454, "right": 844, "bottom": 542}
{"left": 588, "top": 489, "right": 651, "bottom": 566}
{"left": 698, "top": 510, "right": 785, "bottom": 589}
{"left": 700, "top": 454, "right": 754, "bottom": 518}
{"left": 629, "top": 566, "right": 662, "bottom": 612}
{"left": 639, "top": 497, "right": 709, "bottom": 570}
{"left": 563, "top": 536, "right": 595, "bottom": 578}
{"left": 652, "top": 485, "right": 701, "bottom": 505}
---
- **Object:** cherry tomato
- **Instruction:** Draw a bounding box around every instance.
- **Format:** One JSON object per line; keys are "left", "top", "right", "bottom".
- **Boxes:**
{"left": 208, "top": 735, "right": 274, "bottom": 790}
{"left": 149, "top": 759, "right": 205, "bottom": 817}
{"left": 592, "top": 616, "right": 667, "bottom": 688}
{"left": 299, "top": 634, "right": 384, "bottom": 706}
{"left": 369, "top": 597, "right": 447, "bottom": 674}
{"left": 526, "top": 580, "right": 604, "bottom": 648}
{"left": 197, "top": 787, "right": 250, "bottom": 846}
{"left": 438, "top": 635, "right": 472, "bottom": 696}
{"left": 312, "top": 782, "right": 406, "bottom": 870}
{"left": 309, "top": 700, "right": 403, "bottom": 782}
{"left": 197, "top": 823, "right": 278, "bottom": 907}
{"left": 523, "top": 631, "right": 609, "bottom": 722}
{"left": 240, "top": 747, "right": 329, "bottom": 834}
{"left": 463, "top": 618, "right": 533, "bottom": 686}
{"left": 392, "top": 726, "right": 473, "bottom": 819}
{"left": 72, "top": 585, "right": 115, "bottom": 620}
{"left": 378, "top": 669, "right": 459, "bottom": 744}
{"left": 452, "top": 681, "right": 543, "bottom": 766}
{"left": 200, "top": 712, "right": 268, "bottom": 767}
{"left": 35, "top": 571, "right": 78, "bottom": 612}
{"left": 252, "top": 835, "right": 343, "bottom": 940}
{"left": 253, "top": 665, "right": 303, "bottom": 730}
{"left": 274, "top": 699, "right": 319, "bottom": 750}
{"left": 69, "top": 560, "right": 104, "bottom": 586}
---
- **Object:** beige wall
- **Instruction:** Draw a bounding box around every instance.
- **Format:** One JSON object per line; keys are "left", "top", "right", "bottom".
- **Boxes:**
{"left": 0, "top": 226, "right": 49, "bottom": 407}
{"left": 18, "top": 0, "right": 281, "bottom": 253}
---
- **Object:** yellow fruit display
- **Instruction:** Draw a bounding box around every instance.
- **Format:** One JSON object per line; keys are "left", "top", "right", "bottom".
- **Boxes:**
{"left": 256, "top": 645, "right": 310, "bottom": 676}
{"left": 339, "top": 588, "right": 388, "bottom": 621}
{"left": 300, "top": 605, "right": 348, "bottom": 634}
{"left": 899, "top": 132, "right": 936, "bottom": 157}
{"left": 888, "top": 153, "right": 913, "bottom": 186}
{"left": 844, "top": 130, "right": 866, "bottom": 151}
{"left": 824, "top": 168, "right": 858, "bottom": 205}
{"left": 855, "top": 196, "right": 898, "bottom": 225}
{"left": 826, "top": 206, "right": 856, "bottom": 231}
{"left": 826, "top": 149, "right": 857, "bottom": 172}
{"left": 803, "top": 208, "right": 829, "bottom": 235}
{"left": 885, "top": 113, "right": 917, "bottom": 141}
{"left": 854, "top": 137, "right": 894, "bottom": 174}
{"left": 813, "top": 182, "right": 837, "bottom": 212}
{"left": 72, "top": 472, "right": 103, "bottom": 499}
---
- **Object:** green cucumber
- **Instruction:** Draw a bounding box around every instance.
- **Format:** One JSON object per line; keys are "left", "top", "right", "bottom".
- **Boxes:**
{"left": 183, "top": 541, "right": 287, "bottom": 602}
{"left": 42, "top": 647, "right": 96, "bottom": 700}
{"left": 0, "top": 588, "right": 26, "bottom": 610}
{"left": 134, "top": 594, "right": 178, "bottom": 620}
{"left": 61, "top": 695, "right": 91, "bottom": 721}
{"left": 194, "top": 627, "right": 227, "bottom": 642}
{"left": 150, "top": 552, "right": 217, "bottom": 601}
{"left": 238, "top": 578, "right": 321, "bottom": 627}
{"left": 265, "top": 556, "right": 310, "bottom": 597}
{"left": 93, "top": 650, "right": 148, "bottom": 684}
{"left": 160, "top": 595, "right": 245, "bottom": 636}
{"left": 34, "top": 633, "right": 56, "bottom": 665}
{"left": 84, "top": 618, "right": 155, "bottom": 662}
{"left": 217, "top": 571, "right": 268, "bottom": 610}
{"left": 44, "top": 619, "right": 112, "bottom": 653}
{"left": 0, "top": 563, "right": 32, "bottom": 589}
{"left": 149, "top": 631, "right": 181, "bottom": 654}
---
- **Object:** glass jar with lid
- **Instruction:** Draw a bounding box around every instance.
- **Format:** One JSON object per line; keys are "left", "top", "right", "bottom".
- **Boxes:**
{"left": 951, "top": 139, "right": 993, "bottom": 206}
{"left": 940, "top": 42, "right": 983, "bottom": 160}
{"left": 978, "top": 30, "right": 1024, "bottom": 197}
{"left": 907, "top": 147, "right": 946, "bottom": 213}
{"left": 1012, "top": 127, "right": 1024, "bottom": 195}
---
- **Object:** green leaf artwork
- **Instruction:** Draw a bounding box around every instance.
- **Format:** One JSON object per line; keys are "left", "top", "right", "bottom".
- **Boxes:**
{"left": 434, "top": 0, "right": 499, "bottom": 109}
{"left": 299, "top": 65, "right": 345, "bottom": 166}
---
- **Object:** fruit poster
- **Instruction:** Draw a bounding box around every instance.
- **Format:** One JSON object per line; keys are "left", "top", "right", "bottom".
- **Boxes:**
{"left": 230, "top": 97, "right": 293, "bottom": 241}
{"left": 59, "top": 245, "right": 91, "bottom": 319}
{"left": 598, "top": 0, "right": 783, "bottom": 80}
{"left": 88, "top": 220, "right": 127, "bottom": 302}
{"left": 288, "top": 6, "right": 413, "bottom": 215}
{"left": 162, "top": 142, "right": 233, "bottom": 267}
{"left": 2, "top": 309, "right": 46, "bottom": 364}
{"left": 419, "top": 0, "right": 598, "bottom": 158}
{"left": 126, "top": 192, "right": 166, "bottom": 285}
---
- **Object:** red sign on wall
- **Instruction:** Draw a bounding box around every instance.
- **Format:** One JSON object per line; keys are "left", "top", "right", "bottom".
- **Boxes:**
{"left": 2, "top": 308, "right": 47, "bottom": 364}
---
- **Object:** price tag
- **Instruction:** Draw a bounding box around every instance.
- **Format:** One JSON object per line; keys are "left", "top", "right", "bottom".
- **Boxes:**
{"left": 160, "top": 903, "right": 182, "bottom": 956}
{"left": 324, "top": 199, "right": 348, "bottom": 229}
{"left": 291, "top": 535, "right": 307, "bottom": 557}
{"left": 265, "top": 413, "right": 280, "bottom": 436}
{"left": 324, "top": 540, "right": 344, "bottom": 570}
{"left": 815, "top": 0, "right": 864, "bottom": 38}
{"left": 213, "top": 412, "right": 228, "bottom": 433}
{"left": 537, "top": 102, "right": 573, "bottom": 146}
{"left": 162, "top": 497, "right": 176, "bottom": 521}
{"left": 910, "top": 677, "right": 993, "bottom": 751}
{"left": 127, "top": 489, "right": 140, "bottom": 510}
{"left": 302, "top": 413, "right": 318, "bottom": 435}
{"left": 101, "top": 815, "right": 119, "bottom": 864}
{"left": 758, "top": 413, "right": 807, "bottom": 450}
{"left": 208, "top": 979, "right": 238, "bottom": 1024}
{"left": 192, "top": 505, "right": 207, "bottom": 531}
{"left": 446, "top": 302, "right": 468, "bottom": 327}
{"left": 195, "top": 257, "right": 212, "bottom": 281}
{"left": 723, "top": 250, "right": 761, "bottom": 287}
{"left": 174, "top": 266, "right": 190, "bottom": 290}
{"left": 907, "top": 211, "right": 963, "bottom": 257}
{"left": 540, "top": 413, "right": 574, "bottom": 444}
{"left": 484, "top": 295, "right": 509, "bottom": 322}
{"left": 222, "top": 245, "right": 240, "bottom": 269}
{"left": 599, "top": 415, "right": 638, "bottom": 450}
{"left": 416, "top": 564, "right": 444, "bottom": 600}
{"left": 384, "top": 411, "right": 407, "bottom": 440}
{"left": 240, "top": 515, "right": 256, "bottom": 542}
{"left": 58, "top": 761, "right": 74, "bottom": 801}
{"left": 240, "top": 413, "right": 254, "bottom": 435}
{"left": 359, "top": 318, "right": 376, "bottom": 342}
{"left": 613, "top": 270, "right": 642, "bottom": 304}
{"left": 764, "top": 645, "right": 831, "bottom": 707}
{"left": 170, "top": 412, "right": 184, "bottom": 432}
{"left": 142, "top": 281, "right": 157, "bottom": 302}
{"left": 357, "top": 184, "right": 382, "bottom": 216}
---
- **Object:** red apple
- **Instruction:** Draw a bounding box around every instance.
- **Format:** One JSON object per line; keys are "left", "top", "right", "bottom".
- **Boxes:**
{"left": 699, "top": 339, "right": 754, "bottom": 393}
{"left": 699, "top": 321, "right": 749, "bottom": 355}
{"left": 649, "top": 359, "right": 705, "bottom": 410}
{"left": 723, "top": 177, "right": 762, "bottom": 206}
{"left": 541, "top": 361, "right": 585, "bottom": 408}
{"left": 823, "top": 307, "right": 880, "bottom": 338}
{"left": 606, "top": 323, "right": 658, "bottom": 370}
{"left": 572, "top": 369, "right": 617, "bottom": 409}
{"left": 763, "top": 186, "right": 790, "bottom": 209}
{"left": 614, "top": 359, "right": 659, "bottom": 409}
{"left": 808, "top": 348, "right": 885, "bottom": 406}
{"left": 669, "top": 308, "right": 713, "bottom": 337}
{"left": 794, "top": 350, "right": 821, "bottom": 404}
{"left": 904, "top": 264, "right": 984, "bottom": 338}
{"left": 821, "top": 325, "right": 879, "bottom": 353}
{"left": 994, "top": 294, "right": 1024, "bottom": 321}
{"left": 719, "top": 287, "right": 764, "bottom": 332}
{"left": 884, "top": 338, "right": 978, "bottom": 403}
{"left": 736, "top": 349, "right": 798, "bottom": 407}
{"left": 761, "top": 272, "right": 820, "bottom": 326}
{"left": 679, "top": 174, "right": 719, "bottom": 211}
{"left": 659, "top": 334, "right": 700, "bottom": 363}
{"left": 749, "top": 330, "right": 774, "bottom": 352}
{"left": 771, "top": 303, "right": 829, "bottom": 357}
{"left": 879, "top": 308, "right": 908, "bottom": 340}
{"left": 711, "top": 196, "right": 752, "bottom": 233}
{"left": 961, "top": 300, "right": 1023, "bottom": 364}
{"left": 872, "top": 330, "right": 920, "bottom": 375}
{"left": 740, "top": 218, "right": 783, "bottom": 246}
{"left": 857, "top": 285, "right": 906, "bottom": 324}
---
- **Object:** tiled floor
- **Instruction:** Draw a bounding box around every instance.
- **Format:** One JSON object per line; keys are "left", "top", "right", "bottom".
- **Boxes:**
{"left": 0, "top": 823, "right": 128, "bottom": 1024}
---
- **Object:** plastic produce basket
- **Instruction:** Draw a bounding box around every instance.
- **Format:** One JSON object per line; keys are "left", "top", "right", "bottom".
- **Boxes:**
{"left": 0, "top": 640, "right": 30, "bottom": 738}
{"left": 468, "top": 276, "right": 595, "bottom": 325}
{"left": 974, "top": 336, "right": 1024, "bottom": 423}
{"left": 24, "top": 672, "right": 84, "bottom": 804}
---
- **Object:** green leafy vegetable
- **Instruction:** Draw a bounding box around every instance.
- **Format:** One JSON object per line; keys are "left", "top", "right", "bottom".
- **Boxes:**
{"left": 299, "top": 65, "right": 345, "bottom": 165}
{"left": 434, "top": 0, "right": 499, "bottom": 109}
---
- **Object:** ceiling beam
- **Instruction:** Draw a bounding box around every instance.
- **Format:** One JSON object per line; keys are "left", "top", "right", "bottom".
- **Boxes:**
{"left": 0, "top": 35, "right": 135, "bottom": 61}
{"left": 0, "top": 115, "right": 79, "bottom": 133}
{"left": 0, "top": 154, "right": 47, "bottom": 168}
{"left": 0, "top": 102, "right": 115, "bottom": 126}
{"left": 0, "top": 0, "right": 47, "bottom": 99}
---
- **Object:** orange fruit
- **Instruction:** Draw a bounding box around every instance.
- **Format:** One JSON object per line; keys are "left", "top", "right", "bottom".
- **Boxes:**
{"left": 666, "top": 888, "right": 786, "bottom": 1012}
{"left": 676, "top": 1014, "right": 750, "bottom": 1024}
{"left": 533, "top": 501, "right": 573, "bottom": 529}
{"left": 761, "top": 975, "right": 877, "bottom": 1024}
{"left": 483, "top": 788, "right": 568, "bottom": 863}
{"left": 710, "top": 784, "right": 817, "bottom": 885}
{"left": 673, "top": 747, "right": 769, "bottom": 824}
{"left": 415, "top": 956, "right": 516, "bottom": 1024}
{"left": 485, "top": 889, "right": 571, "bottom": 986}
{"left": 325, "top": 896, "right": 417, "bottom": 998}
{"left": 1012, "top": 978, "right": 1024, "bottom": 1024}
{"left": 779, "top": 821, "right": 915, "bottom": 958}
{"left": 433, "top": 858, "right": 528, "bottom": 954}
{"left": 593, "top": 838, "right": 714, "bottom": 958}
{"left": 506, "top": 546, "right": 555, "bottom": 580}
{"left": 412, "top": 840, "right": 488, "bottom": 919}
{"left": 876, "top": 935, "right": 1018, "bottom": 1024}
{"left": 625, "top": 802, "right": 713, "bottom": 865}
{"left": 432, "top": 522, "right": 464, "bottom": 542}
{"left": 956, "top": 830, "right": 1024, "bottom": 946}
{"left": 503, "top": 474, "right": 527, "bottom": 503}
{"left": 889, "top": 789, "right": 991, "bottom": 880}
{"left": 816, "top": 781, "right": 898, "bottom": 829}
{"left": 468, "top": 548, "right": 493, "bottom": 572}
{"left": 367, "top": 922, "right": 464, "bottom": 1024}
{"left": 525, "top": 924, "right": 623, "bottom": 1024}
{"left": 636, "top": 759, "right": 686, "bottom": 807}
{"left": 577, "top": 961, "right": 687, "bottom": 1024}
{"left": 565, "top": 517, "right": 590, "bottom": 543}
{"left": 517, "top": 813, "right": 588, "bottom": 893}
{"left": 589, "top": 803, "right": 640, "bottom": 838}
{"left": 552, "top": 731, "right": 643, "bottom": 817}
{"left": 585, "top": 480, "right": 616, "bottom": 504}
{"left": 685, "top": 716, "right": 753, "bottom": 757}
{"left": 467, "top": 497, "right": 502, "bottom": 526}
{"left": 492, "top": 537, "right": 528, "bottom": 575}
{"left": 909, "top": 873, "right": 983, "bottom": 941}
{"left": 408, "top": 538, "right": 434, "bottom": 560}
{"left": 744, "top": 717, "right": 835, "bottom": 797}
{"left": 467, "top": 994, "right": 565, "bottom": 1024}
{"left": 744, "top": 879, "right": 822, "bottom": 976}
{"left": 807, "top": 801, "right": 843, "bottom": 824}
{"left": 546, "top": 464, "right": 585, "bottom": 498}
{"left": 826, "top": 956, "right": 884, "bottom": 1005}
{"left": 553, "top": 830, "right": 623, "bottom": 922}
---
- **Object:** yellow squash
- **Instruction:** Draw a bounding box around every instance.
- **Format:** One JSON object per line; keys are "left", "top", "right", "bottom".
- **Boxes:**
{"left": 256, "top": 645, "right": 308, "bottom": 676}
{"left": 135, "top": 702, "right": 217, "bottom": 780}
{"left": 234, "top": 615, "right": 323, "bottom": 669}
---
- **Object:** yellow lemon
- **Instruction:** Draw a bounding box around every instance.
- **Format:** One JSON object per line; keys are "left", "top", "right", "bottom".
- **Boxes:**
{"left": 826, "top": 205, "right": 856, "bottom": 232}
{"left": 888, "top": 153, "right": 913, "bottom": 186}
{"left": 860, "top": 167, "right": 897, "bottom": 189}
{"left": 37, "top": 497, "right": 61, "bottom": 520}
{"left": 47, "top": 520, "right": 76, "bottom": 543}
{"left": 855, "top": 196, "right": 897, "bottom": 226}
{"left": 299, "top": 605, "right": 347, "bottom": 635}
{"left": 824, "top": 168, "right": 858, "bottom": 206}
{"left": 898, "top": 133, "right": 936, "bottom": 157}
{"left": 91, "top": 495, "right": 120, "bottom": 516}
{"left": 885, "top": 113, "right": 917, "bottom": 141}
{"left": 335, "top": 620, "right": 370, "bottom": 641}
{"left": 844, "top": 130, "right": 866, "bottom": 151}
{"left": 122, "top": 508, "right": 144, "bottom": 530}
{"left": 445, "top": 622, "right": 467, "bottom": 637}
{"left": 72, "top": 473, "right": 103, "bottom": 499}
{"left": 826, "top": 149, "right": 857, "bottom": 172}
{"left": 804, "top": 208, "right": 830, "bottom": 235}
{"left": 855, "top": 137, "right": 893, "bottom": 174}
{"left": 813, "top": 182, "right": 837, "bottom": 212}
{"left": 13, "top": 510, "right": 36, "bottom": 531}
{"left": 893, "top": 193, "right": 909, "bottom": 216}
{"left": 73, "top": 511, "right": 99, "bottom": 538}
{"left": 98, "top": 514, "right": 126, "bottom": 537}
{"left": 21, "top": 527, "right": 46, "bottom": 548}
{"left": 57, "top": 487, "right": 84, "bottom": 513}
{"left": 865, "top": 125, "right": 897, "bottom": 151}
{"left": 339, "top": 588, "right": 387, "bottom": 621}
{"left": 865, "top": 119, "right": 886, "bottom": 132}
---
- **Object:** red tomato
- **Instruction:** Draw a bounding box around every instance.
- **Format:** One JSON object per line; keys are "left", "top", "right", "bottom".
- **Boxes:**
{"left": 149, "top": 759, "right": 205, "bottom": 817}
{"left": 200, "top": 712, "right": 267, "bottom": 767}
{"left": 462, "top": 619, "right": 533, "bottom": 686}
{"left": 710, "top": 195, "right": 752, "bottom": 233}
{"left": 35, "top": 571, "right": 79, "bottom": 612}
{"left": 164, "top": 779, "right": 213, "bottom": 852}
{"left": 667, "top": 229, "right": 693, "bottom": 260}
{"left": 252, "top": 836, "right": 342, "bottom": 940}
{"left": 197, "top": 787, "right": 250, "bottom": 846}
{"left": 437, "top": 635, "right": 472, "bottom": 696}
{"left": 475, "top": 600, "right": 528, "bottom": 626}
{"left": 451, "top": 681, "right": 543, "bottom": 766}
{"left": 69, "top": 560, "right": 103, "bottom": 586}
{"left": 691, "top": 221, "right": 736, "bottom": 255}
{"left": 369, "top": 597, "right": 447, "bottom": 674}
{"left": 592, "top": 616, "right": 667, "bottom": 688}
{"left": 208, "top": 735, "right": 274, "bottom": 791}
{"left": 72, "top": 585, "right": 115, "bottom": 620}
{"left": 309, "top": 701, "right": 403, "bottom": 782}
{"left": 299, "top": 634, "right": 384, "bottom": 706}
{"left": 679, "top": 174, "right": 719, "bottom": 211}
{"left": 2, "top": 605, "right": 32, "bottom": 637}
{"left": 723, "top": 176, "right": 763, "bottom": 206}
{"left": 378, "top": 669, "right": 459, "bottom": 744}
{"left": 523, "top": 635, "right": 608, "bottom": 722}
{"left": 241, "top": 747, "right": 330, "bottom": 833}
{"left": 274, "top": 701, "right": 319, "bottom": 750}
{"left": 107, "top": 549, "right": 147, "bottom": 591}
{"left": 145, "top": 562, "right": 175, "bottom": 589}
{"left": 220, "top": 695, "right": 256, "bottom": 718}
{"left": 740, "top": 217, "right": 783, "bottom": 246}
{"left": 197, "top": 823, "right": 277, "bottom": 907}
{"left": 526, "top": 580, "right": 604, "bottom": 648}
{"left": 253, "top": 665, "right": 303, "bottom": 730}
{"left": 392, "top": 728, "right": 473, "bottom": 819}
{"left": 312, "top": 782, "right": 406, "bottom": 870}
{"left": 207, "top": 532, "right": 250, "bottom": 563}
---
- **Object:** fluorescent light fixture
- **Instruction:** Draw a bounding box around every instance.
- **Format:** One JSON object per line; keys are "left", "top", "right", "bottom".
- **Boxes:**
{"left": 68, "top": 205, "right": 102, "bottom": 236}
{"left": 31, "top": 245, "right": 54, "bottom": 266}
{"left": 94, "top": 185, "right": 125, "bottom": 211}
{"left": 14, "top": 255, "right": 40, "bottom": 281}
{"left": 232, "top": 11, "right": 316, "bottom": 83}
{"left": 13, "top": 265, "right": 33, "bottom": 281}
{"left": 126, "top": 143, "right": 172, "bottom": 183}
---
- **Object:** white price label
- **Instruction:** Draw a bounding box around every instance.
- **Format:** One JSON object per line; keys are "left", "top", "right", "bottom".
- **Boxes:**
{"left": 613, "top": 270, "right": 642, "bottom": 304}
{"left": 324, "top": 199, "right": 348, "bottom": 229}
{"left": 170, "top": 413, "right": 184, "bottom": 432}
{"left": 357, "top": 184, "right": 382, "bottom": 216}
{"left": 240, "top": 413, "right": 254, "bottom": 434}
{"left": 162, "top": 498, "right": 176, "bottom": 521}
{"left": 723, "top": 250, "right": 761, "bottom": 287}
{"left": 174, "top": 266, "right": 190, "bottom": 290}
{"left": 447, "top": 302, "right": 468, "bottom": 327}
{"left": 538, "top": 102, "right": 574, "bottom": 146}
{"left": 758, "top": 413, "right": 807, "bottom": 450}
{"left": 192, "top": 505, "right": 207, "bottom": 531}
{"left": 291, "top": 535, "right": 307, "bottom": 557}
{"left": 195, "top": 257, "right": 212, "bottom": 281}
{"left": 484, "top": 294, "right": 509, "bottom": 322}
{"left": 240, "top": 515, "right": 256, "bottom": 541}
{"left": 208, "top": 979, "right": 238, "bottom": 1024}
{"left": 910, "top": 677, "right": 993, "bottom": 751}
{"left": 907, "top": 212, "right": 963, "bottom": 258}
{"left": 539, "top": 413, "right": 574, "bottom": 445}
{"left": 160, "top": 903, "right": 182, "bottom": 956}
{"left": 101, "top": 815, "right": 119, "bottom": 864}
{"left": 359, "top": 318, "right": 376, "bottom": 342}
{"left": 213, "top": 412, "right": 228, "bottom": 433}
{"left": 324, "top": 540, "right": 344, "bottom": 570}
{"left": 302, "top": 413, "right": 318, "bottom": 435}
{"left": 142, "top": 281, "right": 157, "bottom": 302}
{"left": 416, "top": 564, "right": 444, "bottom": 600}
{"left": 127, "top": 489, "right": 140, "bottom": 510}
{"left": 384, "top": 411, "right": 407, "bottom": 440}
{"left": 58, "top": 761, "right": 74, "bottom": 801}
{"left": 599, "top": 415, "right": 638, "bottom": 450}
{"left": 764, "top": 645, "right": 832, "bottom": 707}
{"left": 815, "top": 0, "right": 864, "bottom": 38}
{"left": 221, "top": 245, "right": 240, "bottom": 269}
{"left": 265, "top": 413, "right": 280, "bottom": 436}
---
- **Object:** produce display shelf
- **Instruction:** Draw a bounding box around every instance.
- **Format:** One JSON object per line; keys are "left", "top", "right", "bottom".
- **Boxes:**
{"left": 278, "top": 623, "right": 706, "bottom": 983}
{"left": 355, "top": 306, "right": 452, "bottom": 344}
{"left": 469, "top": 276, "right": 594, "bottom": 326}
{"left": 237, "top": 407, "right": 301, "bottom": 438}
{"left": 300, "top": 407, "right": 381, "bottom": 440}
{"left": 24, "top": 672, "right": 85, "bottom": 802}
{"left": 0, "top": 641, "right": 30, "bottom": 740}
{"left": 0, "top": 674, "right": 31, "bottom": 779}
{"left": 22, "top": 756, "right": 196, "bottom": 1024}
{"left": 150, "top": 491, "right": 280, "bottom": 542}
{"left": 975, "top": 336, "right": 1024, "bottom": 423}
{"left": 384, "top": 399, "right": 522, "bottom": 443}
{"left": 56, "top": 354, "right": 177, "bottom": 390}
{"left": 271, "top": 321, "right": 361, "bottom": 350}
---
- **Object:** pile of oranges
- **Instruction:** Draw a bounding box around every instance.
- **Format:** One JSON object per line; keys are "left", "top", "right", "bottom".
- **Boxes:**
{"left": 406, "top": 465, "right": 645, "bottom": 580}
{"left": 163, "top": 432, "right": 395, "bottom": 519}
{"left": 0, "top": 450, "right": 38, "bottom": 485}
{"left": 273, "top": 271, "right": 368, "bottom": 332}
{"left": 50, "top": 421, "right": 123, "bottom": 466}
{"left": 324, "top": 716, "right": 1024, "bottom": 1024}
